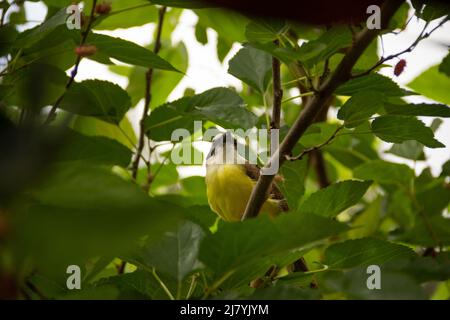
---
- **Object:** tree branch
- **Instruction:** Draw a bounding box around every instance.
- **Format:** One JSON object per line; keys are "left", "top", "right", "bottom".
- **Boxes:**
{"left": 241, "top": 0, "right": 403, "bottom": 220}
{"left": 131, "top": 6, "right": 167, "bottom": 181}
{"left": 271, "top": 42, "right": 283, "bottom": 130}
{"left": 43, "top": 0, "right": 98, "bottom": 125}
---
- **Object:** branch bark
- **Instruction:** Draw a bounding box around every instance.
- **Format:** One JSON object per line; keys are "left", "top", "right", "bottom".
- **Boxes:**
{"left": 242, "top": 0, "right": 403, "bottom": 220}
{"left": 271, "top": 42, "right": 283, "bottom": 130}
{"left": 131, "top": 6, "right": 167, "bottom": 181}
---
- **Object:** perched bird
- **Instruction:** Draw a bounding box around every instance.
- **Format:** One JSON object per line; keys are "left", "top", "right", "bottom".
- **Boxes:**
{"left": 205, "top": 132, "right": 288, "bottom": 221}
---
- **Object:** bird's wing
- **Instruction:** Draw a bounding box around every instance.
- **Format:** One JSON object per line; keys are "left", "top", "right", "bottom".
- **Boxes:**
{"left": 243, "top": 162, "right": 289, "bottom": 212}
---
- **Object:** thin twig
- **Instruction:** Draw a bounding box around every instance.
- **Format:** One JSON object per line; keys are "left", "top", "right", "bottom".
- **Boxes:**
{"left": 131, "top": 6, "right": 167, "bottom": 181}
{"left": 285, "top": 125, "right": 343, "bottom": 161}
{"left": 43, "top": 0, "right": 98, "bottom": 125}
{"left": 241, "top": 0, "right": 404, "bottom": 220}
{"left": 352, "top": 16, "right": 449, "bottom": 78}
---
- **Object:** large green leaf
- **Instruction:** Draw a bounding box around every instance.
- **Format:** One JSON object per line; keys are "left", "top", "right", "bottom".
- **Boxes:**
{"left": 228, "top": 46, "right": 272, "bottom": 94}
{"left": 384, "top": 102, "right": 450, "bottom": 117}
{"left": 371, "top": 115, "right": 445, "bottom": 148}
{"left": 199, "top": 213, "right": 347, "bottom": 277}
{"left": 71, "top": 115, "right": 137, "bottom": 149}
{"left": 400, "top": 216, "right": 450, "bottom": 246}
{"left": 56, "top": 128, "right": 132, "bottom": 167}
{"left": 129, "top": 221, "right": 205, "bottom": 283}
{"left": 298, "top": 180, "right": 372, "bottom": 218}
{"left": 297, "top": 26, "right": 352, "bottom": 67}
{"left": 15, "top": 8, "right": 69, "bottom": 48}
{"left": 88, "top": 33, "right": 179, "bottom": 71}
{"left": 3, "top": 63, "right": 67, "bottom": 110}
{"left": 120, "top": 41, "right": 188, "bottom": 108}
{"left": 278, "top": 157, "right": 308, "bottom": 211}
{"left": 17, "top": 164, "right": 183, "bottom": 275}
{"left": 59, "top": 80, "right": 131, "bottom": 124}
{"left": 144, "top": 87, "right": 257, "bottom": 141}
{"left": 325, "top": 238, "right": 415, "bottom": 269}
{"left": 353, "top": 160, "right": 414, "bottom": 185}
{"left": 408, "top": 65, "right": 450, "bottom": 104}
{"left": 337, "top": 91, "right": 384, "bottom": 127}
{"left": 245, "top": 18, "right": 287, "bottom": 44}
{"left": 337, "top": 74, "right": 409, "bottom": 97}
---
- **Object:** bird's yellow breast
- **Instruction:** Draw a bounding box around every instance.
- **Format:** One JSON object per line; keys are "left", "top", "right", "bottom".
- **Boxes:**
{"left": 205, "top": 164, "right": 279, "bottom": 221}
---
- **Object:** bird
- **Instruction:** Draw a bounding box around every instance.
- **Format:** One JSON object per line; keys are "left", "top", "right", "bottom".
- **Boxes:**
{"left": 205, "top": 131, "right": 288, "bottom": 222}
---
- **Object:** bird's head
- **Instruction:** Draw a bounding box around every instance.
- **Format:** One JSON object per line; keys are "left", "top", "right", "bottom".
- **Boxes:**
{"left": 206, "top": 131, "right": 240, "bottom": 165}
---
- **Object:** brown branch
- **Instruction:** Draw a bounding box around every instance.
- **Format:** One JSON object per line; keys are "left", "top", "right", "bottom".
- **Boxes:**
{"left": 352, "top": 16, "right": 449, "bottom": 78}
{"left": 270, "top": 41, "right": 283, "bottom": 130}
{"left": 310, "top": 99, "right": 332, "bottom": 188}
{"left": 131, "top": 6, "right": 167, "bottom": 182}
{"left": 241, "top": 0, "right": 403, "bottom": 220}
{"left": 43, "top": 0, "right": 98, "bottom": 125}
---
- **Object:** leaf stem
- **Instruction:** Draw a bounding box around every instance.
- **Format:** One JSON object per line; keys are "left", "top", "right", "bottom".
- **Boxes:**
{"left": 152, "top": 267, "right": 175, "bottom": 300}
{"left": 281, "top": 91, "right": 314, "bottom": 104}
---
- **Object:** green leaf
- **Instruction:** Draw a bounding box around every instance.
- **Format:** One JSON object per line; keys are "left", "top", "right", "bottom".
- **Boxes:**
{"left": 151, "top": 0, "right": 214, "bottom": 8}
{"left": 349, "top": 197, "right": 382, "bottom": 239}
{"left": 408, "top": 65, "right": 450, "bottom": 104}
{"left": 0, "top": 25, "right": 18, "bottom": 56}
{"left": 245, "top": 285, "right": 320, "bottom": 300}
{"left": 245, "top": 18, "right": 287, "bottom": 43}
{"left": 337, "top": 74, "right": 409, "bottom": 97}
{"left": 195, "top": 9, "right": 248, "bottom": 44}
{"left": 228, "top": 46, "right": 272, "bottom": 93}
{"left": 130, "top": 221, "right": 205, "bottom": 283}
{"left": 216, "top": 34, "right": 232, "bottom": 62}
{"left": 298, "top": 180, "right": 372, "bottom": 218}
{"left": 278, "top": 157, "right": 308, "bottom": 211}
{"left": 15, "top": 8, "right": 69, "bottom": 48}
{"left": 3, "top": 63, "right": 67, "bottom": 110}
{"left": 122, "top": 41, "right": 188, "bottom": 108}
{"left": 384, "top": 102, "right": 450, "bottom": 117}
{"left": 353, "top": 160, "right": 414, "bottom": 185}
{"left": 297, "top": 26, "right": 352, "bottom": 67}
{"left": 88, "top": 33, "right": 179, "bottom": 71}
{"left": 93, "top": 269, "right": 162, "bottom": 299}
{"left": 371, "top": 115, "right": 445, "bottom": 148}
{"left": 194, "top": 22, "right": 208, "bottom": 45}
{"left": 93, "top": 1, "right": 159, "bottom": 30}
{"left": 386, "top": 140, "right": 425, "bottom": 161}
{"left": 249, "top": 41, "right": 302, "bottom": 65}
{"left": 144, "top": 87, "right": 257, "bottom": 141}
{"left": 60, "top": 80, "right": 131, "bottom": 124}
{"left": 18, "top": 164, "right": 183, "bottom": 274}
{"left": 199, "top": 213, "right": 347, "bottom": 276}
{"left": 439, "top": 52, "right": 450, "bottom": 77}
{"left": 56, "top": 128, "right": 132, "bottom": 167}
{"left": 321, "top": 268, "right": 426, "bottom": 299}
{"left": 400, "top": 216, "right": 450, "bottom": 246}
{"left": 337, "top": 91, "right": 384, "bottom": 127}
{"left": 325, "top": 238, "right": 415, "bottom": 269}
{"left": 71, "top": 115, "right": 137, "bottom": 149}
